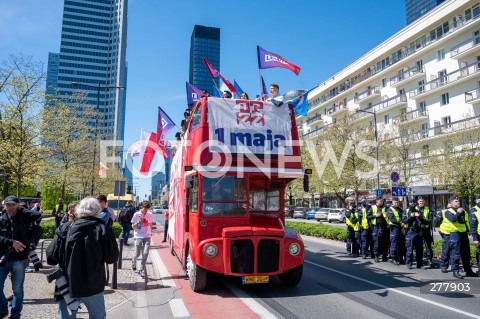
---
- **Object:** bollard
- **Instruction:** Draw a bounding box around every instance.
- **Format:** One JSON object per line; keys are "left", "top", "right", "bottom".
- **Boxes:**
{"left": 111, "top": 259, "right": 118, "bottom": 289}
{"left": 118, "top": 238, "right": 123, "bottom": 269}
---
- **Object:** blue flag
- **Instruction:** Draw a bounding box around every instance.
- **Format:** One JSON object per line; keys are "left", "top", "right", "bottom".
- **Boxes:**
{"left": 288, "top": 88, "right": 314, "bottom": 116}
{"left": 213, "top": 85, "right": 222, "bottom": 97}
{"left": 234, "top": 80, "right": 244, "bottom": 98}
{"left": 261, "top": 76, "right": 269, "bottom": 100}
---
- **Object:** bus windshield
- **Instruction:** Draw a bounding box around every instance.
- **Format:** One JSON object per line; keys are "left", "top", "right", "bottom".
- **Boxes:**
{"left": 250, "top": 189, "right": 280, "bottom": 211}
{"left": 202, "top": 176, "right": 247, "bottom": 216}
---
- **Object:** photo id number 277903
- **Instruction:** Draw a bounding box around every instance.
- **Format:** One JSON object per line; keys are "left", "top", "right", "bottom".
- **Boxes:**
{"left": 420, "top": 280, "right": 479, "bottom": 294}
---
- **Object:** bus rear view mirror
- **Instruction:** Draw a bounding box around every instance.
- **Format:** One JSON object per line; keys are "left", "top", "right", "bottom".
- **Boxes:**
{"left": 185, "top": 175, "right": 194, "bottom": 189}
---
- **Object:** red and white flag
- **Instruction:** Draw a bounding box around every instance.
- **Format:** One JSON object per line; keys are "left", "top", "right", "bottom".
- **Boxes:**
{"left": 139, "top": 129, "right": 158, "bottom": 175}
{"left": 97, "top": 162, "right": 108, "bottom": 177}
{"left": 202, "top": 57, "right": 237, "bottom": 95}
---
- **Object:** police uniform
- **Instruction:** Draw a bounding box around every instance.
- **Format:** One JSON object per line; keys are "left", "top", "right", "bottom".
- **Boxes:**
{"left": 368, "top": 198, "right": 389, "bottom": 262}
{"left": 358, "top": 200, "right": 374, "bottom": 259}
{"left": 403, "top": 205, "right": 429, "bottom": 269}
{"left": 435, "top": 208, "right": 451, "bottom": 272}
{"left": 387, "top": 198, "right": 406, "bottom": 265}
{"left": 469, "top": 195, "right": 480, "bottom": 274}
{"left": 416, "top": 196, "right": 434, "bottom": 266}
{"left": 444, "top": 195, "right": 478, "bottom": 278}
{"left": 345, "top": 204, "right": 360, "bottom": 256}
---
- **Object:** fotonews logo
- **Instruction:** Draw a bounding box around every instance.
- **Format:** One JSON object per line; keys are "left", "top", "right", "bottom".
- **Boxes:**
{"left": 235, "top": 100, "right": 265, "bottom": 126}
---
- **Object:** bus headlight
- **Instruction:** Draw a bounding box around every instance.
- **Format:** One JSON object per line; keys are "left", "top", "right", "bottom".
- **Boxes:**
{"left": 204, "top": 244, "right": 218, "bottom": 258}
{"left": 289, "top": 243, "right": 300, "bottom": 256}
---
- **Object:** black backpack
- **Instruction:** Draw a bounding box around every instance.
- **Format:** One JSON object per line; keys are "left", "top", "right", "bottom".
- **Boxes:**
{"left": 46, "top": 222, "right": 72, "bottom": 269}
{"left": 118, "top": 207, "right": 130, "bottom": 223}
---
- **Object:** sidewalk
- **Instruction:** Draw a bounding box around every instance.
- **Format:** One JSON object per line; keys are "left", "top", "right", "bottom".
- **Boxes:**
{"left": 5, "top": 234, "right": 174, "bottom": 319}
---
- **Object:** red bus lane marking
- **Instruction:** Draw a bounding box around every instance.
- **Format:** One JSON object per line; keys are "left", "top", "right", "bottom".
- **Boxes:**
{"left": 152, "top": 234, "right": 260, "bottom": 318}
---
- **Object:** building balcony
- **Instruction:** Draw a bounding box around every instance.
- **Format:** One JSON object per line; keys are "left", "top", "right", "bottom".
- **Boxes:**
{"left": 328, "top": 104, "right": 349, "bottom": 117}
{"left": 409, "top": 62, "right": 480, "bottom": 99}
{"left": 303, "top": 125, "right": 328, "bottom": 139}
{"left": 393, "top": 109, "right": 429, "bottom": 125}
{"left": 390, "top": 66, "right": 425, "bottom": 88}
{"left": 306, "top": 114, "right": 323, "bottom": 126}
{"left": 450, "top": 35, "right": 480, "bottom": 59}
{"left": 372, "top": 94, "right": 407, "bottom": 114}
{"left": 408, "top": 115, "right": 480, "bottom": 142}
{"left": 354, "top": 87, "right": 381, "bottom": 103}
{"left": 465, "top": 87, "right": 480, "bottom": 104}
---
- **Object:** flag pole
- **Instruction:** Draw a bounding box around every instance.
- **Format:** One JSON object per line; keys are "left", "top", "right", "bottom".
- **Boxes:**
{"left": 210, "top": 77, "right": 222, "bottom": 97}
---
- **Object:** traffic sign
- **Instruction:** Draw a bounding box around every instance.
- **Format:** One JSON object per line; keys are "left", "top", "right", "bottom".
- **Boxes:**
{"left": 392, "top": 187, "right": 407, "bottom": 196}
{"left": 391, "top": 182, "right": 398, "bottom": 187}
{"left": 390, "top": 171, "right": 400, "bottom": 182}
{"left": 375, "top": 189, "right": 384, "bottom": 198}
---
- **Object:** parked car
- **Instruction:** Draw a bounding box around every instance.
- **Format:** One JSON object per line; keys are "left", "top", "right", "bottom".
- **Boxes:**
{"left": 150, "top": 206, "right": 163, "bottom": 214}
{"left": 327, "top": 208, "right": 346, "bottom": 223}
{"left": 284, "top": 206, "right": 293, "bottom": 218}
{"left": 315, "top": 208, "right": 330, "bottom": 221}
{"left": 306, "top": 207, "right": 319, "bottom": 220}
{"left": 293, "top": 207, "right": 306, "bottom": 219}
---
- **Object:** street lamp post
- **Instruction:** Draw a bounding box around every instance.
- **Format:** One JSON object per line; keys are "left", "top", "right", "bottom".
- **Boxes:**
{"left": 356, "top": 109, "right": 380, "bottom": 191}
{"left": 71, "top": 82, "right": 125, "bottom": 195}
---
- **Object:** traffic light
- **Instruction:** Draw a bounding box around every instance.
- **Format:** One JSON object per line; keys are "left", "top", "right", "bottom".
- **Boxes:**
{"left": 303, "top": 174, "right": 309, "bottom": 192}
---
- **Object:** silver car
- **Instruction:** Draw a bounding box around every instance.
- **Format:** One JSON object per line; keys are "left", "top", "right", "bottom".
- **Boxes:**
{"left": 327, "top": 208, "right": 346, "bottom": 223}
{"left": 315, "top": 208, "right": 330, "bottom": 221}
{"left": 150, "top": 206, "right": 162, "bottom": 214}
{"left": 292, "top": 207, "right": 305, "bottom": 219}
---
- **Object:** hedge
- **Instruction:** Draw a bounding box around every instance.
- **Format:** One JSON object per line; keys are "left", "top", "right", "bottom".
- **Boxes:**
{"left": 40, "top": 219, "right": 122, "bottom": 239}
{"left": 286, "top": 221, "right": 478, "bottom": 261}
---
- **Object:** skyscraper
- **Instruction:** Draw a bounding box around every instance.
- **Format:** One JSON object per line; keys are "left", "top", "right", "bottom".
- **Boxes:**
{"left": 46, "top": 0, "right": 128, "bottom": 143}
{"left": 189, "top": 25, "right": 220, "bottom": 96}
{"left": 406, "top": 0, "right": 446, "bottom": 24}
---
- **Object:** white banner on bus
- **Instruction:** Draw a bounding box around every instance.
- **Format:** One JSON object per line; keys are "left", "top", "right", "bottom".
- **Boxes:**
{"left": 207, "top": 98, "right": 293, "bottom": 155}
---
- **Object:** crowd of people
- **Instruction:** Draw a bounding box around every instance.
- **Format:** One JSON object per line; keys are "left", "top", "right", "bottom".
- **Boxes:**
{"left": 345, "top": 194, "right": 480, "bottom": 279}
{"left": 0, "top": 194, "right": 158, "bottom": 319}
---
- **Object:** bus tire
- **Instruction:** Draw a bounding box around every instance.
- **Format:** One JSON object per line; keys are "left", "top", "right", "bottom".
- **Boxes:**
{"left": 278, "top": 264, "right": 303, "bottom": 287}
{"left": 186, "top": 250, "right": 207, "bottom": 292}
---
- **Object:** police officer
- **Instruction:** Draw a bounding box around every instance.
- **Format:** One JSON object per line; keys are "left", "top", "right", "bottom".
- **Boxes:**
{"left": 368, "top": 197, "right": 389, "bottom": 262}
{"left": 387, "top": 197, "right": 406, "bottom": 265}
{"left": 403, "top": 205, "right": 429, "bottom": 269}
{"left": 444, "top": 195, "right": 478, "bottom": 278}
{"left": 436, "top": 203, "right": 452, "bottom": 273}
{"left": 416, "top": 195, "right": 434, "bottom": 267}
{"left": 345, "top": 203, "right": 360, "bottom": 256}
{"left": 469, "top": 194, "right": 480, "bottom": 275}
{"left": 358, "top": 200, "right": 373, "bottom": 259}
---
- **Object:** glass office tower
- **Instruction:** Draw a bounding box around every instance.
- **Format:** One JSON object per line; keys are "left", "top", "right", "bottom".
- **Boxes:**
{"left": 406, "top": 0, "right": 446, "bottom": 24}
{"left": 189, "top": 25, "right": 220, "bottom": 96}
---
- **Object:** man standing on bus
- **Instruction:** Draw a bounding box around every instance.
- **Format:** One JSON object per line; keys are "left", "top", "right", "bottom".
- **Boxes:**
{"left": 131, "top": 201, "right": 154, "bottom": 277}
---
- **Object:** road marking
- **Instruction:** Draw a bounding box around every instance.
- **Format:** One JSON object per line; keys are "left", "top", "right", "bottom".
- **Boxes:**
{"left": 135, "top": 284, "right": 150, "bottom": 319}
{"left": 169, "top": 299, "right": 190, "bottom": 318}
{"left": 305, "top": 260, "right": 480, "bottom": 319}
{"left": 225, "top": 282, "right": 279, "bottom": 319}
{"left": 150, "top": 247, "right": 176, "bottom": 288}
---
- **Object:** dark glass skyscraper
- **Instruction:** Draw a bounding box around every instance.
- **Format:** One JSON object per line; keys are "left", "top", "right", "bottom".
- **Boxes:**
{"left": 46, "top": 0, "right": 128, "bottom": 143}
{"left": 189, "top": 25, "right": 220, "bottom": 96}
{"left": 406, "top": 0, "right": 446, "bottom": 24}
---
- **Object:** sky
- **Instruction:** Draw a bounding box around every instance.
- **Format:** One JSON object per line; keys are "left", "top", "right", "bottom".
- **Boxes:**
{"left": 0, "top": 0, "right": 407, "bottom": 198}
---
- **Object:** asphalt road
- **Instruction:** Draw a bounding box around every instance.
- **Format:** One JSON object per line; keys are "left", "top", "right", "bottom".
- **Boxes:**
{"left": 152, "top": 213, "right": 480, "bottom": 319}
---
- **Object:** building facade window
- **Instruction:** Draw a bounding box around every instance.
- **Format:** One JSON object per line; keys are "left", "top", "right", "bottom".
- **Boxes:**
{"left": 437, "top": 48, "right": 445, "bottom": 60}
{"left": 441, "top": 92, "right": 449, "bottom": 105}
{"left": 384, "top": 114, "right": 390, "bottom": 124}
{"left": 442, "top": 116, "right": 451, "bottom": 127}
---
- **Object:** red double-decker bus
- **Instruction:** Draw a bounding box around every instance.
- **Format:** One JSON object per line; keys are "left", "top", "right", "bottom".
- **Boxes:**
{"left": 167, "top": 97, "right": 306, "bottom": 291}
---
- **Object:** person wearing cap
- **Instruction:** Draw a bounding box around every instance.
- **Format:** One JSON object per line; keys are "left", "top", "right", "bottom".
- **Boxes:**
{"left": 469, "top": 194, "right": 480, "bottom": 275}
{"left": 357, "top": 200, "right": 373, "bottom": 259}
{"left": 436, "top": 203, "right": 452, "bottom": 273}
{"left": 444, "top": 195, "right": 477, "bottom": 278}
{"left": 368, "top": 197, "right": 389, "bottom": 262}
{"left": 0, "top": 195, "right": 42, "bottom": 319}
{"left": 387, "top": 197, "right": 406, "bottom": 265}
{"left": 416, "top": 195, "right": 434, "bottom": 267}
{"left": 402, "top": 205, "right": 429, "bottom": 269}
{"left": 345, "top": 203, "right": 360, "bottom": 256}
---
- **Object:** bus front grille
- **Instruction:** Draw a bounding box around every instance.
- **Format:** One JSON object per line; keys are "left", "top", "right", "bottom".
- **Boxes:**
{"left": 257, "top": 239, "right": 279, "bottom": 273}
{"left": 230, "top": 240, "right": 254, "bottom": 274}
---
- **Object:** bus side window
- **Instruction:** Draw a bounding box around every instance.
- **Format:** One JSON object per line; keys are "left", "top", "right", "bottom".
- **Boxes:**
{"left": 191, "top": 108, "right": 201, "bottom": 132}
{"left": 191, "top": 175, "right": 198, "bottom": 213}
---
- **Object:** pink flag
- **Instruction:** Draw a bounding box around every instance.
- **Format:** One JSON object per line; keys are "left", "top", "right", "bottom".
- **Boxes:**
{"left": 202, "top": 57, "right": 237, "bottom": 95}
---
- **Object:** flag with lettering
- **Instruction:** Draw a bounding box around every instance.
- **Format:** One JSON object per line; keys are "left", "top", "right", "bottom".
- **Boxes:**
{"left": 257, "top": 46, "right": 301, "bottom": 75}
{"left": 186, "top": 82, "right": 203, "bottom": 106}
{"left": 156, "top": 107, "right": 175, "bottom": 159}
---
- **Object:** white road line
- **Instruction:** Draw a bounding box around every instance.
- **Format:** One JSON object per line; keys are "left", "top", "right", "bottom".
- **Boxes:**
{"left": 150, "top": 247, "right": 176, "bottom": 288}
{"left": 169, "top": 299, "right": 190, "bottom": 318}
{"left": 135, "top": 284, "right": 150, "bottom": 319}
{"left": 225, "top": 282, "right": 279, "bottom": 319}
{"left": 305, "top": 260, "right": 480, "bottom": 319}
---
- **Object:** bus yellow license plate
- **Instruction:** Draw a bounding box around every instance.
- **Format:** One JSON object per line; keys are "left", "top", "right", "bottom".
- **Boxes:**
{"left": 242, "top": 276, "right": 269, "bottom": 284}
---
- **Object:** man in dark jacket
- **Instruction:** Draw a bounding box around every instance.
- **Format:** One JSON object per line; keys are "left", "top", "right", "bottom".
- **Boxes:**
{"left": 47, "top": 196, "right": 119, "bottom": 318}
{"left": 0, "top": 195, "right": 41, "bottom": 319}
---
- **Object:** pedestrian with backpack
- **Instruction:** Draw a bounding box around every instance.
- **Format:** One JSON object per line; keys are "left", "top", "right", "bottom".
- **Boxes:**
{"left": 119, "top": 200, "right": 135, "bottom": 246}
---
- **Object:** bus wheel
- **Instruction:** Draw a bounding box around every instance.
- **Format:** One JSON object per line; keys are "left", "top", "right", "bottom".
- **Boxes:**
{"left": 278, "top": 264, "right": 303, "bottom": 287}
{"left": 186, "top": 251, "right": 207, "bottom": 292}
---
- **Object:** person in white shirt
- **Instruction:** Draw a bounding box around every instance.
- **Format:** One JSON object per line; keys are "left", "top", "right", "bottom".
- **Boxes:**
{"left": 131, "top": 201, "right": 154, "bottom": 277}
{"left": 267, "top": 83, "right": 284, "bottom": 106}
